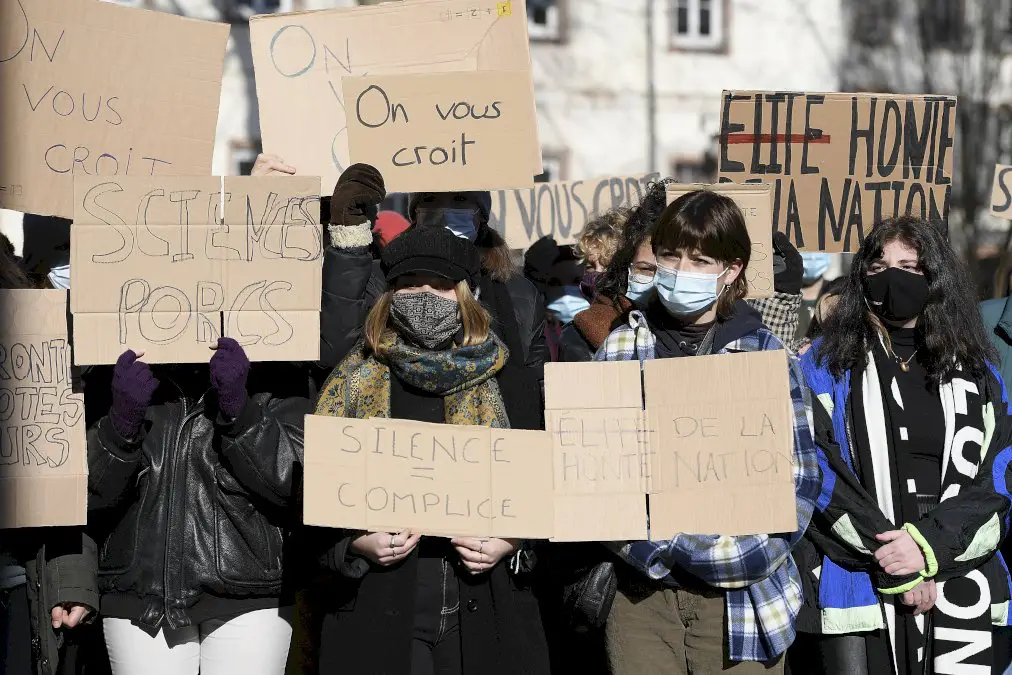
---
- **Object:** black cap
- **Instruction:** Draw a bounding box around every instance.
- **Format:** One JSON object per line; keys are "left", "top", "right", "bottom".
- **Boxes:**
{"left": 382, "top": 226, "right": 481, "bottom": 288}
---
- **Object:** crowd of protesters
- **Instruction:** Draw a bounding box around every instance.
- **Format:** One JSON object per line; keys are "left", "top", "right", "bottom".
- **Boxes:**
{"left": 4, "top": 156, "right": 1012, "bottom": 675}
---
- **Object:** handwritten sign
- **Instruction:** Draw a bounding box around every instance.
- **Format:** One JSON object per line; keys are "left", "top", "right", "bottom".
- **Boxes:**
{"left": 643, "top": 350, "right": 796, "bottom": 537}
{"left": 0, "top": 290, "right": 86, "bottom": 528}
{"left": 302, "top": 416, "right": 554, "bottom": 539}
{"left": 666, "top": 184, "right": 774, "bottom": 299}
{"left": 545, "top": 361, "right": 650, "bottom": 541}
{"left": 70, "top": 176, "right": 323, "bottom": 365}
{"left": 718, "top": 92, "right": 956, "bottom": 252}
{"left": 0, "top": 0, "right": 228, "bottom": 218}
{"left": 495, "top": 174, "right": 661, "bottom": 249}
{"left": 250, "top": 0, "right": 541, "bottom": 193}
{"left": 344, "top": 72, "right": 537, "bottom": 193}
{"left": 991, "top": 164, "right": 1012, "bottom": 218}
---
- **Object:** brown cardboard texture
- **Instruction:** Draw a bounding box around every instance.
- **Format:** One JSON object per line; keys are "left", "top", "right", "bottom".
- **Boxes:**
{"left": 71, "top": 175, "right": 323, "bottom": 365}
{"left": 302, "top": 415, "right": 553, "bottom": 539}
{"left": 0, "top": 290, "right": 87, "bottom": 528}
{"left": 718, "top": 92, "right": 956, "bottom": 253}
{"left": 250, "top": 0, "right": 541, "bottom": 194}
{"left": 544, "top": 361, "right": 650, "bottom": 542}
{"left": 344, "top": 72, "right": 538, "bottom": 193}
{"left": 666, "top": 183, "right": 774, "bottom": 299}
{"left": 497, "top": 173, "right": 662, "bottom": 249}
{"left": 992, "top": 164, "right": 1012, "bottom": 219}
{"left": 0, "top": 0, "right": 228, "bottom": 218}
{"left": 643, "top": 350, "right": 797, "bottom": 537}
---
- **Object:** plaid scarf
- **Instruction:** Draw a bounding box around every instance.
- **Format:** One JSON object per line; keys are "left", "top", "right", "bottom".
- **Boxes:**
{"left": 315, "top": 333, "right": 510, "bottom": 427}
{"left": 596, "top": 310, "right": 821, "bottom": 662}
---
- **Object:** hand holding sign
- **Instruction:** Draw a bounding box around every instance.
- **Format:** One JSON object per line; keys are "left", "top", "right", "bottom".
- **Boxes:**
{"left": 351, "top": 530, "right": 421, "bottom": 566}
{"left": 451, "top": 537, "right": 518, "bottom": 575}
{"left": 250, "top": 154, "right": 296, "bottom": 177}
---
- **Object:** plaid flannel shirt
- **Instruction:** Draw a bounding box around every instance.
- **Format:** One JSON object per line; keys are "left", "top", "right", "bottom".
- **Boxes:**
{"left": 747, "top": 292, "right": 803, "bottom": 353}
{"left": 594, "top": 311, "right": 820, "bottom": 662}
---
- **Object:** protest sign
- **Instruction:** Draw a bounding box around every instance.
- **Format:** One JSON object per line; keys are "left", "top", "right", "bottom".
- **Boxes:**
{"left": 495, "top": 173, "right": 662, "bottom": 249}
{"left": 643, "top": 350, "right": 797, "bottom": 537}
{"left": 344, "top": 72, "right": 538, "bottom": 193}
{"left": 992, "top": 164, "right": 1012, "bottom": 218}
{"left": 545, "top": 361, "right": 650, "bottom": 541}
{"left": 71, "top": 176, "right": 323, "bottom": 365}
{"left": 302, "top": 415, "right": 554, "bottom": 539}
{"left": 0, "top": 0, "right": 228, "bottom": 219}
{"left": 665, "top": 184, "right": 774, "bottom": 299}
{"left": 718, "top": 91, "right": 956, "bottom": 252}
{"left": 0, "top": 290, "right": 87, "bottom": 528}
{"left": 250, "top": 0, "right": 541, "bottom": 193}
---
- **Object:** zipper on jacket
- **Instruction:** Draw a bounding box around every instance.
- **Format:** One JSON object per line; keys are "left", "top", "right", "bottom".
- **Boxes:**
{"left": 163, "top": 398, "right": 204, "bottom": 629}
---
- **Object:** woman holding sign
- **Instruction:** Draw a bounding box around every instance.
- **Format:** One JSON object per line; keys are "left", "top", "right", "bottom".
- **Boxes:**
{"left": 276, "top": 225, "right": 548, "bottom": 675}
{"left": 794, "top": 216, "right": 1012, "bottom": 674}
{"left": 594, "top": 190, "right": 821, "bottom": 673}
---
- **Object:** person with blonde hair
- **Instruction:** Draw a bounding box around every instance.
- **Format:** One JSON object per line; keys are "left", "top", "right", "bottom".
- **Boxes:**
{"left": 231, "top": 225, "right": 550, "bottom": 674}
{"left": 574, "top": 208, "right": 627, "bottom": 300}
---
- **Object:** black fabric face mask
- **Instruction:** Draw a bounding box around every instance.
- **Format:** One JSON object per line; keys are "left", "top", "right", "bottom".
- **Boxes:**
{"left": 863, "top": 267, "right": 929, "bottom": 323}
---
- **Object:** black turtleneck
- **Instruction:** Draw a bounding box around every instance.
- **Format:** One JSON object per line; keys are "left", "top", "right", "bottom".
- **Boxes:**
{"left": 875, "top": 325, "right": 945, "bottom": 518}
{"left": 645, "top": 299, "right": 715, "bottom": 357}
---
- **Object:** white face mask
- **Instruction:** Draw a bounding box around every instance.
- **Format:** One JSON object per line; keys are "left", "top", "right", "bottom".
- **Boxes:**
{"left": 625, "top": 269, "right": 655, "bottom": 305}
{"left": 654, "top": 265, "right": 728, "bottom": 316}
{"left": 47, "top": 264, "right": 70, "bottom": 290}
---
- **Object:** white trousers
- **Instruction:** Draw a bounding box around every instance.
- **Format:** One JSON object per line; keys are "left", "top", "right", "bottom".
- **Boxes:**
{"left": 104, "top": 607, "right": 293, "bottom": 675}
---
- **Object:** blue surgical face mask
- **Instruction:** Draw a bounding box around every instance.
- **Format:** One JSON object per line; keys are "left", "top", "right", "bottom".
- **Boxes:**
{"left": 47, "top": 264, "right": 70, "bottom": 290}
{"left": 415, "top": 208, "right": 479, "bottom": 242}
{"left": 546, "top": 286, "right": 590, "bottom": 324}
{"left": 654, "top": 265, "right": 728, "bottom": 317}
{"left": 625, "top": 269, "right": 655, "bottom": 305}
{"left": 801, "top": 252, "right": 831, "bottom": 285}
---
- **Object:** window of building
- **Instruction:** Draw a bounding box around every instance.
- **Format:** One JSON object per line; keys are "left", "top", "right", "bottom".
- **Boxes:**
{"left": 850, "top": 0, "right": 898, "bottom": 47}
{"left": 528, "top": 0, "right": 565, "bottom": 42}
{"left": 231, "top": 141, "right": 263, "bottom": 176}
{"left": 535, "top": 154, "right": 565, "bottom": 183}
{"left": 669, "top": 0, "right": 726, "bottom": 52}
{"left": 919, "top": 0, "right": 966, "bottom": 50}
{"left": 671, "top": 156, "right": 716, "bottom": 184}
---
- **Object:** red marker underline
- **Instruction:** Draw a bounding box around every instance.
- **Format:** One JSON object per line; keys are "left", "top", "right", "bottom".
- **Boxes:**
{"left": 725, "top": 134, "right": 832, "bottom": 144}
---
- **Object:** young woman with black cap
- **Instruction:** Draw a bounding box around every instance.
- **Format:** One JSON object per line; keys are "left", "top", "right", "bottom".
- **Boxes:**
{"left": 230, "top": 225, "right": 549, "bottom": 675}
{"left": 795, "top": 216, "right": 1012, "bottom": 674}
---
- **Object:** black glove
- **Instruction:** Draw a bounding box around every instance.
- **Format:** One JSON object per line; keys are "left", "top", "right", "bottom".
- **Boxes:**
{"left": 329, "top": 164, "right": 386, "bottom": 226}
{"left": 772, "top": 232, "right": 803, "bottom": 295}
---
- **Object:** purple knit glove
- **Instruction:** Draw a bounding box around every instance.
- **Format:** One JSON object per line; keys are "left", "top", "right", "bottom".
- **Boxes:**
{"left": 209, "top": 337, "right": 250, "bottom": 419}
{"left": 110, "top": 350, "right": 158, "bottom": 440}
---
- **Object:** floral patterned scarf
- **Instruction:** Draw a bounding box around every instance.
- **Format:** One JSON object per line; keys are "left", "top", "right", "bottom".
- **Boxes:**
{"left": 315, "top": 332, "right": 511, "bottom": 428}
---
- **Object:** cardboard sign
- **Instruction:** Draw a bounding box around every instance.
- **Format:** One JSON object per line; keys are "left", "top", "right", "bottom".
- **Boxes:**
{"left": 250, "top": 0, "right": 541, "bottom": 194}
{"left": 718, "top": 91, "right": 956, "bottom": 252}
{"left": 643, "top": 351, "right": 797, "bottom": 537}
{"left": 71, "top": 176, "right": 323, "bottom": 365}
{"left": 545, "top": 361, "right": 650, "bottom": 542}
{"left": 0, "top": 290, "right": 87, "bottom": 528}
{"left": 496, "top": 174, "right": 662, "bottom": 249}
{"left": 543, "top": 351, "right": 796, "bottom": 540}
{"left": 344, "top": 72, "right": 538, "bottom": 193}
{"left": 665, "top": 184, "right": 774, "bottom": 299}
{"left": 0, "top": 0, "right": 228, "bottom": 218}
{"left": 992, "top": 164, "right": 1012, "bottom": 218}
{"left": 303, "top": 416, "right": 554, "bottom": 539}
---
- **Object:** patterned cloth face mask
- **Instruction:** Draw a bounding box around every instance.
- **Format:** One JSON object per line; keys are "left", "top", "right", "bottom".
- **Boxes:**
{"left": 389, "top": 291, "right": 461, "bottom": 349}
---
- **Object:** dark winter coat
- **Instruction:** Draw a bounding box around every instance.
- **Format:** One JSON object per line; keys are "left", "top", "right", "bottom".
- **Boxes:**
{"left": 2, "top": 530, "right": 98, "bottom": 675}
{"left": 85, "top": 364, "right": 311, "bottom": 630}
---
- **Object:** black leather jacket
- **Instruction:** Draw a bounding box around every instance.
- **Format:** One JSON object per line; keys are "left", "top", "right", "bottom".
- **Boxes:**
{"left": 86, "top": 368, "right": 304, "bottom": 630}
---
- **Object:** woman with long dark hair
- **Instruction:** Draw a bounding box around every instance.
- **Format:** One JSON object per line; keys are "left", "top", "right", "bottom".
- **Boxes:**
{"left": 596, "top": 190, "right": 821, "bottom": 674}
{"left": 795, "top": 216, "right": 1012, "bottom": 674}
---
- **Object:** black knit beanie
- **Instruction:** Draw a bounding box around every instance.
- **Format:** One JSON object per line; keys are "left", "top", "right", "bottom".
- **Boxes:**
{"left": 382, "top": 226, "right": 480, "bottom": 288}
